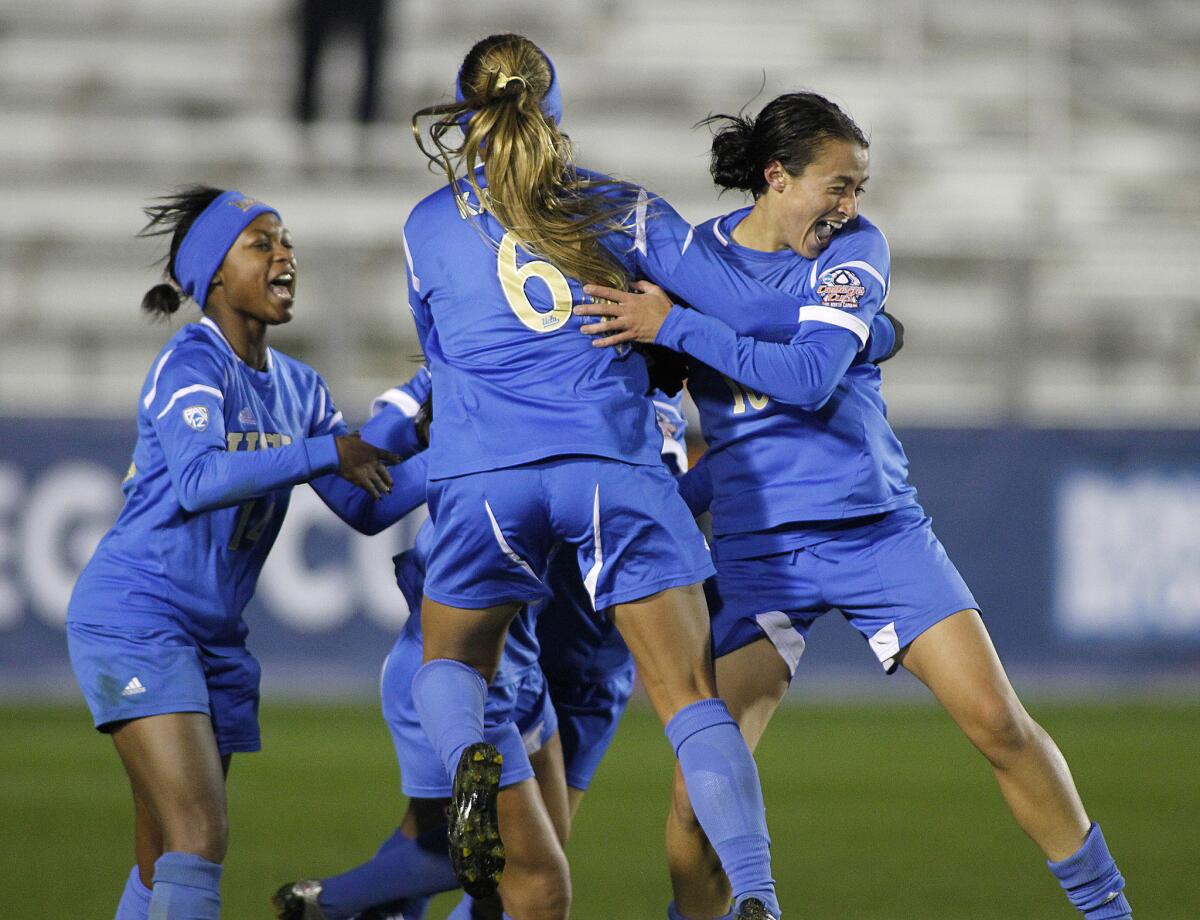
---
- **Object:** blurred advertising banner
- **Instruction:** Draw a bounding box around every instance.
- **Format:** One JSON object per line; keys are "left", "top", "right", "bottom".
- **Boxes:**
{"left": 0, "top": 419, "right": 1197, "bottom": 695}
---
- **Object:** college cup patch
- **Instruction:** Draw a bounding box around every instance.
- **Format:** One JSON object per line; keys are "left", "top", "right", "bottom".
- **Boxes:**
{"left": 182, "top": 405, "right": 210, "bottom": 431}
{"left": 817, "top": 268, "right": 867, "bottom": 309}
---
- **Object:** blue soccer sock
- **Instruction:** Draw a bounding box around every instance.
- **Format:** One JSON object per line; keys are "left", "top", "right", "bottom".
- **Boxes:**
{"left": 668, "top": 901, "right": 733, "bottom": 920}
{"left": 114, "top": 865, "right": 151, "bottom": 920}
{"left": 1047, "top": 823, "right": 1131, "bottom": 919}
{"left": 412, "top": 658, "right": 488, "bottom": 778}
{"left": 317, "top": 825, "right": 459, "bottom": 919}
{"left": 148, "top": 852, "right": 222, "bottom": 920}
{"left": 666, "top": 699, "right": 778, "bottom": 918}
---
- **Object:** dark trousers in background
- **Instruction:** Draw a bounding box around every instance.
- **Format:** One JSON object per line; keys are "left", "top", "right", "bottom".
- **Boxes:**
{"left": 296, "top": 0, "right": 390, "bottom": 125}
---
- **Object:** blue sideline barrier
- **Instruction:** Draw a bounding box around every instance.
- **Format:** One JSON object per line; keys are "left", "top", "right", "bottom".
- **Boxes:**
{"left": 1, "top": 418, "right": 1197, "bottom": 697}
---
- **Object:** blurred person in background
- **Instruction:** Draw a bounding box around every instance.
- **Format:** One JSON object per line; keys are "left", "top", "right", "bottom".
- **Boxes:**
{"left": 65, "top": 186, "right": 426, "bottom": 920}
{"left": 295, "top": 0, "right": 395, "bottom": 172}
{"left": 577, "top": 91, "right": 1133, "bottom": 920}
{"left": 296, "top": 0, "right": 392, "bottom": 128}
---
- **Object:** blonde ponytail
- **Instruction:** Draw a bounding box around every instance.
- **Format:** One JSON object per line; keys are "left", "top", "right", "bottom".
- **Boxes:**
{"left": 412, "top": 34, "right": 640, "bottom": 290}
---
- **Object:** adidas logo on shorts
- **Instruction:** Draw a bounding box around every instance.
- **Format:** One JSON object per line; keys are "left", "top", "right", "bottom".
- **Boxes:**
{"left": 121, "top": 676, "right": 147, "bottom": 697}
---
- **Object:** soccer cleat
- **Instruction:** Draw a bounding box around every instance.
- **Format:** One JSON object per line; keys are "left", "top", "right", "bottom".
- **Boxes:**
{"left": 447, "top": 742, "right": 505, "bottom": 898}
{"left": 271, "top": 879, "right": 328, "bottom": 920}
{"left": 735, "top": 898, "right": 779, "bottom": 920}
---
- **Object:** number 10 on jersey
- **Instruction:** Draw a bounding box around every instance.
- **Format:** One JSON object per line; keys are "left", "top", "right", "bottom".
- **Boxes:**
{"left": 723, "top": 375, "right": 769, "bottom": 414}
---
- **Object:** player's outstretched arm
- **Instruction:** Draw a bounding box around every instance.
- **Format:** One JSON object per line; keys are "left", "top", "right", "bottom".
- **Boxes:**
{"left": 576, "top": 282, "right": 860, "bottom": 411}
{"left": 311, "top": 450, "right": 428, "bottom": 536}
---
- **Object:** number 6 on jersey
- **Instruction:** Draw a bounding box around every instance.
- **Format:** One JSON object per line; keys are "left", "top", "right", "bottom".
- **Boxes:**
{"left": 497, "top": 231, "right": 574, "bottom": 333}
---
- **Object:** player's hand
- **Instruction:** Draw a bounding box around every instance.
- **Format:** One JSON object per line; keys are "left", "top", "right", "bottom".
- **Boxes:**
{"left": 334, "top": 433, "right": 402, "bottom": 500}
{"left": 576, "top": 280, "right": 673, "bottom": 347}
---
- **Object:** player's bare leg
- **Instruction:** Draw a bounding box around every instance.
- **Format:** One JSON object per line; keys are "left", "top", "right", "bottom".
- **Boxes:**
{"left": 612, "top": 584, "right": 717, "bottom": 721}
{"left": 112, "top": 712, "right": 229, "bottom": 866}
{"left": 898, "top": 609, "right": 1091, "bottom": 859}
{"left": 665, "top": 638, "right": 791, "bottom": 919}
{"left": 613, "top": 586, "right": 779, "bottom": 919}
{"left": 528, "top": 731, "right": 572, "bottom": 846}
{"left": 494, "top": 777, "right": 571, "bottom": 920}
{"left": 420, "top": 598, "right": 520, "bottom": 681}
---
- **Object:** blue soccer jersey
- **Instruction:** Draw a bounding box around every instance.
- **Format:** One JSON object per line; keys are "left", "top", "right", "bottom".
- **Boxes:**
{"left": 403, "top": 168, "right": 863, "bottom": 481}
{"left": 653, "top": 209, "right": 918, "bottom": 552}
{"left": 68, "top": 318, "right": 426, "bottom": 646}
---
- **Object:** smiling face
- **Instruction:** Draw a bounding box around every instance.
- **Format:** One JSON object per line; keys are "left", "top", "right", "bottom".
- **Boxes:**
{"left": 763, "top": 138, "right": 869, "bottom": 258}
{"left": 209, "top": 212, "right": 297, "bottom": 326}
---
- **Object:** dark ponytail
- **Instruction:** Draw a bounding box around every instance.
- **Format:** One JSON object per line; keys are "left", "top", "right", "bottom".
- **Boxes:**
{"left": 140, "top": 282, "right": 183, "bottom": 317}
{"left": 701, "top": 92, "right": 868, "bottom": 197}
{"left": 705, "top": 113, "right": 759, "bottom": 193}
{"left": 137, "top": 184, "right": 224, "bottom": 318}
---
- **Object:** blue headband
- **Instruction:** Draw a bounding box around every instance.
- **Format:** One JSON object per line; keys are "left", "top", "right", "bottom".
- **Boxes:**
{"left": 454, "top": 50, "right": 562, "bottom": 125}
{"left": 174, "top": 190, "right": 280, "bottom": 309}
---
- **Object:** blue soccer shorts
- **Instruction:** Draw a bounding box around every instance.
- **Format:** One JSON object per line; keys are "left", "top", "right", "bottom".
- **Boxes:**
{"left": 66, "top": 620, "right": 262, "bottom": 755}
{"left": 545, "top": 660, "right": 636, "bottom": 791}
{"left": 380, "top": 631, "right": 557, "bottom": 798}
{"left": 707, "top": 505, "right": 978, "bottom": 675}
{"left": 423, "top": 456, "right": 714, "bottom": 610}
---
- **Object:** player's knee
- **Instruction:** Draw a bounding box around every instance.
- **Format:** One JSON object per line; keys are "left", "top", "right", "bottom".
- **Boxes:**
{"left": 968, "top": 693, "right": 1035, "bottom": 765}
{"left": 160, "top": 802, "right": 229, "bottom": 862}
{"left": 506, "top": 855, "right": 571, "bottom": 919}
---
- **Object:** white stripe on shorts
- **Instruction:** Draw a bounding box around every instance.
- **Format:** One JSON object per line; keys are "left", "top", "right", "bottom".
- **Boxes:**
{"left": 755, "top": 610, "right": 807, "bottom": 677}
{"left": 483, "top": 500, "right": 538, "bottom": 580}
{"left": 869, "top": 621, "right": 901, "bottom": 672}
{"left": 583, "top": 485, "right": 603, "bottom": 608}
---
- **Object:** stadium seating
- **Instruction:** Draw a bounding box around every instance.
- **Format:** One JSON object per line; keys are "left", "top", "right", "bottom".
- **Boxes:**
{"left": 0, "top": 0, "right": 1197, "bottom": 421}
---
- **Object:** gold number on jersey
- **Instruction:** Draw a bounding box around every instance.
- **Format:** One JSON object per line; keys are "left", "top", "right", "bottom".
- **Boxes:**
{"left": 497, "top": 231, "right": 573, "bottom": 334}
{"left": 723, "top": 375, "right": 769, "bottom": 414}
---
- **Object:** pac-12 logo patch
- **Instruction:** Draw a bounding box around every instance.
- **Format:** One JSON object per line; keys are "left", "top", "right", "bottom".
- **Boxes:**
{"left": 237, "top": 407, "right": 256, "bottom": 426}
{"left": 817, "top": 268, "right": 867, "bottom": 309}
{"left": 183, "top": 405, "right": 210, "bottom": 431}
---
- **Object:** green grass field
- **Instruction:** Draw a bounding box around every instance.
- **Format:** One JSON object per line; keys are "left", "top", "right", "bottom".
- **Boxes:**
{"left": 5, "top": 699, "right": 1197, "bottom": 919}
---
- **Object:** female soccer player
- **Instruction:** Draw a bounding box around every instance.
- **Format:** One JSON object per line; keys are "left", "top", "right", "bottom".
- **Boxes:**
{"left": 66, "top": 186, "right": 428, "bottom": 920}
{"left": 576, "top": 92, "right": 1132, "bottom": 920}
{"left": 274, "top": 384, "right": 698, "bottom": 920}
{"left": 404, "top": 33, "right": 786, "bottom": 920}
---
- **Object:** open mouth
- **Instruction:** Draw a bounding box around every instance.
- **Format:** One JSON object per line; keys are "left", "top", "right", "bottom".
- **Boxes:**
{"left": 269, "top": 272, "right": 295, "bottom": 302}
{"left": 814, "top": 220, "right": 843, "bottom": 246}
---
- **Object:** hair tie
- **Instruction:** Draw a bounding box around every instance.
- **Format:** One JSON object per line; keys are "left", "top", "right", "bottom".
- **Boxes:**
{"left": 455, "top": 51, "right": 562, "bottom": 125}
{"left": 175, "top": 190, "right": 279, "bottom": 309}
{"left": 494, "top": 72, "right": 527, "bottom": 93}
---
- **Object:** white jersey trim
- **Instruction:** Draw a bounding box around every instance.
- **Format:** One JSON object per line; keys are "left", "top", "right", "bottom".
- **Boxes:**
{"left": 372, "top": 388, "right": 422, "bottom": 419}
{"left": 681, "top": 225, "right": 695, "bottom": 255}
{"left": 484, "top": 500, "right": 538, "bottom": 580}
{"left": 143, "top": 349, "right": 176, "bottom": 410}
{"left": 634, "top": 190, "right": 649, "bottom": 256}
{"left": 316, "top": 411, "right": 344, "bottom": 434}
{"left": 797, "top": 305, "right": 870, "bottom": 346}
{"left": 660, "top": 436, "right": 689, "bottom": 473}
{"left": 711, "top": 220, "right": 730, "bottom": 248}
{"left": 199, "top": 316, "right": 273, "bottom": 370}
{"left": 583, "top": 485, "right": 603, "bottom": 607}
{"left": 402, "top": 230, "right": 420, "bottom": 292}
{"left": 869, "top": 621, "right": 901, "bottom": 672}
{"left": 156, "top": 384, "right": 224, "bottom": 419}
{"left": 755, "top": 610, "right": 806, "bottom": 677}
